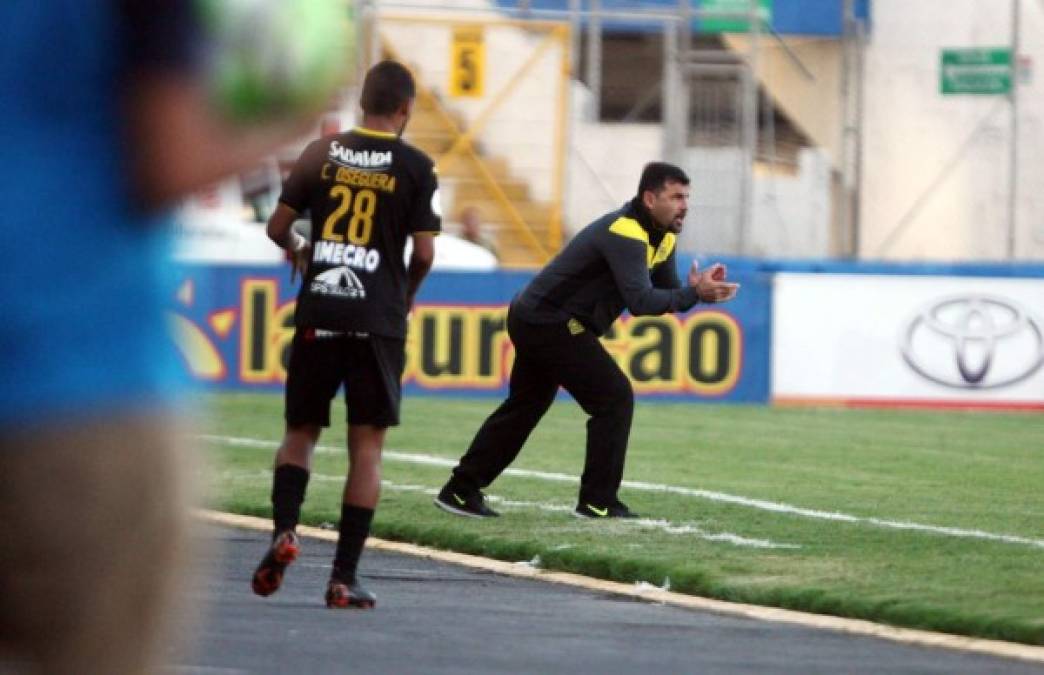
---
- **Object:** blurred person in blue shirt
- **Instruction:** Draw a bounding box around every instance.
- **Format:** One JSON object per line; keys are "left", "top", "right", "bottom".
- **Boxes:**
{"left": 0, "top": 1, "right": 347, "bottom": 672}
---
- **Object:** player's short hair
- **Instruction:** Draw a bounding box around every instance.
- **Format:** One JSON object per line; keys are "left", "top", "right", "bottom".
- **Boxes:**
{"left": 637, "top": 162, "right": 690, "bottom": 196}
{"left": 360, "top": 60, "right": 416, "bottom": 116}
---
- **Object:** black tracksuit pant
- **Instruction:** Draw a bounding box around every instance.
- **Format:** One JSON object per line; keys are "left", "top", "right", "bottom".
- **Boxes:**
{"left": 450, "top": 303, "right": 634, "bottom": 506}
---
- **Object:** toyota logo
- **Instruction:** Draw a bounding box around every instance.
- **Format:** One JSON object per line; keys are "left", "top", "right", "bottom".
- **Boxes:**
{"left": 901, "top": 295, "right": 1044, "bottom": 389}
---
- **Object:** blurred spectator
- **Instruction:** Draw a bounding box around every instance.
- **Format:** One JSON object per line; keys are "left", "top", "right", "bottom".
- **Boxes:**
{"left": 240, "top": 162, "right": 281, "bottom": 222}
{"left": 459, "top": 205, "right": 499, "bottom": 259}
{"left": 0, "top": 1, "right": 347, "bottom": 673}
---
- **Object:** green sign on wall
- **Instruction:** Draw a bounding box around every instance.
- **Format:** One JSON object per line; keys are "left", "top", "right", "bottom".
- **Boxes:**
{"left": 940, "top": 48, "right": 1012, "bottom": 95}
{"left": 700, "top": 0, "right": 773, "bottom": 33}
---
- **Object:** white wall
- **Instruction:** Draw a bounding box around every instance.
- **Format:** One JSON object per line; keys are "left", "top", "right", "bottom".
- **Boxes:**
{"left": 568, "top": 106, "right": 831, "bottom": 253}
{"left": 566, "top": 116, "right": 661, "bottom": 234}
{"left": 861, "top": 0, "right": 1044, "bottom": 261}
{"left": 748, "top": 150, "right": 833, "bottom": 258}
{"left": 676, "top": 148, "right": 833, "bottom": 257}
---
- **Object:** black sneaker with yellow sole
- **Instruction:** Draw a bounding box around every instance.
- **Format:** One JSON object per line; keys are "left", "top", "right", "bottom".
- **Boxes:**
{"left": 574, "top": 500, "right": 639, "bottom": 519}
{"left": 433, "top": 484, "right": 500, "bottom": 518}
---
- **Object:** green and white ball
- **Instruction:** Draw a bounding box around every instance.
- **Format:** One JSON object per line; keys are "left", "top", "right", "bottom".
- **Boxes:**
{"left": 198, "top": 0, "right": 355, "bottom": 121}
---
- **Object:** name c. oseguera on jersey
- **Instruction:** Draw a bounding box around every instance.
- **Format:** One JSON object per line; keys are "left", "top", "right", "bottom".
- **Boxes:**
{"left": 321, "top": 163, "right": 397, "bottom": 193}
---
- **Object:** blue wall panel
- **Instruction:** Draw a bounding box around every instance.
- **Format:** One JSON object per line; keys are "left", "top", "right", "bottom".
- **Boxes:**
{"left": 169, "top": 262, "right": 773, "bottom": 404}
{"left": 169, "top": 256, "right": 1040, "bottom": 405}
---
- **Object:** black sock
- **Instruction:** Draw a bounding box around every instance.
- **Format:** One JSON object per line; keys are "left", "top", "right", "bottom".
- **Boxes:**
{"left": 332, "top": 504, "right": 375, "bottom": 583}
{"left": 271, "top": 464, "right": 310, "bottom": 534}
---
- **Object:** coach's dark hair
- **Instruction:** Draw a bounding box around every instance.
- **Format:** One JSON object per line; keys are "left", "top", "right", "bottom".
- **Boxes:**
{"left": 360, "top": 60, "right": 416, "bottom": 115}
{"left": 637, "top": 162, "right": 690, "bottom": 196}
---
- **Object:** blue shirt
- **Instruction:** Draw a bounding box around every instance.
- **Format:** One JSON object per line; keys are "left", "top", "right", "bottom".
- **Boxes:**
{"left": 0, "top": 0, "right": 198, "bottom": 428}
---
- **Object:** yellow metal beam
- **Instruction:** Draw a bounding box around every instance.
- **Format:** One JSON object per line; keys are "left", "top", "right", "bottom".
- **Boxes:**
{"left": 378, "top": 18, "right": 571, "bottom": 264}
{"left": 548, "top": 24, "right": 570, "bottom": 252}
{"left": 435, "top": 31, "right": 558, "bottom": 176}
{"left": 380, "top": 36, "right": 550, "bottom": 262}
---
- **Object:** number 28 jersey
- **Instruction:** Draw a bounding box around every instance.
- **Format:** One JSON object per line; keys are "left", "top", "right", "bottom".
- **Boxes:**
{"left": 279, "top": 127, "right": 441, "bottom": 338}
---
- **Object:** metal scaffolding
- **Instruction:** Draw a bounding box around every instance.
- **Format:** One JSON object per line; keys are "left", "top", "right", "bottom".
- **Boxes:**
{"left": 356, "top": 0, "right": 861, "bottom": 258}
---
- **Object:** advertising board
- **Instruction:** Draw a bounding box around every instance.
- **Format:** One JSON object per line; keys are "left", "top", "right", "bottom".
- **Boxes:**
{"left": 772, "top": 273, "right": 1044, "bottom": 408}
{"left": 170, "top": 261, "right": 771, "bottom": 403}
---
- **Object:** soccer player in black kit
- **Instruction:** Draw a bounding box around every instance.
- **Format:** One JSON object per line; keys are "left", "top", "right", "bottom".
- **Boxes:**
{"left": 435, "top": 162, "right": 738, "bottom": 520}
{"left": 252, "top": 61, "right": 440, "bottom": 608}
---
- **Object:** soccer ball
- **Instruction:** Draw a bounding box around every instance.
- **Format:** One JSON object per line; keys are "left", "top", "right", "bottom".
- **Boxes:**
{"left": 197, "top": 0, "right": 354, "bottom": 121}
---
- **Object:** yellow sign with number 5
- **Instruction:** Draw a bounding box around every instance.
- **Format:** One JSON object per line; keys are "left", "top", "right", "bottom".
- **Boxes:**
{"left": 449, "top": 26, "right": 484, "bottom": 98}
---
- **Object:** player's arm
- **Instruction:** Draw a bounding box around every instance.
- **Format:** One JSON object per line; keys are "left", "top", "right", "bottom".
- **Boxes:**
{"left": 266, "top": 202, "right": 309, "bottom": 281}
{"left": 405, "top": 164, "right": 442, "bottom": 310}
{"left": 266, "top": 203, "right": 304, "bottom": 251}
{"left": 406, "top": 233, "right": 435, "bottom": 311}
{"left": 266, "top": 140, "right": 321, "bottom": 279}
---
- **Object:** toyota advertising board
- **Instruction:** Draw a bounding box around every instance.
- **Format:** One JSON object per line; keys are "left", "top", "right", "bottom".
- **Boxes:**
{"left": 772, "top": 273, "right": 1044, "bottom": 409}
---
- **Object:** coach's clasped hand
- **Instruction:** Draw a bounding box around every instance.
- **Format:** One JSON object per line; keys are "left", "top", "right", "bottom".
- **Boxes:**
{"left": 688, "top": 261, "right": 740, "bottom": 303}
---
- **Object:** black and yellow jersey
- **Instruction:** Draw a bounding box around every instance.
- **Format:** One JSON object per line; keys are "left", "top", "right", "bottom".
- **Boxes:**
{"left": 279, "top": 126, "right": 441, "bottom": 338}
{"left": 513, "top": 198, "right": 700, "bottom": 336}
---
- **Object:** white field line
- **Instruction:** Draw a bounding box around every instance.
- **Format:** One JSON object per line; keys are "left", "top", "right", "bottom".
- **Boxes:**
{"left": 220, "top": 467, "right": 796, "bottom": 549}
{"left": 201, "top": 434, "right": 1044, "bottom": 550}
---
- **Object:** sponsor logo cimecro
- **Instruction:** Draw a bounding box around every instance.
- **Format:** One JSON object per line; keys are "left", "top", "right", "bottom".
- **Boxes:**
{"left": 328, "top": 141, "right": 392, "bottom": 170}
{"left": 900, "top": 295, "right": 1044, "bottom": 389}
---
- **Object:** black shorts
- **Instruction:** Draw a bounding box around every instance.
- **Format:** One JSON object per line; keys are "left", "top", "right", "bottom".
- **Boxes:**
{"left": 285, "top": 328, "right": 406, "bottom": 428}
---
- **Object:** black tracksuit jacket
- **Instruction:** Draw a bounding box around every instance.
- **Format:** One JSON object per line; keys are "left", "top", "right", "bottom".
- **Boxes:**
{"left": 512, "top": 198, "right": 701, "bottom": 334}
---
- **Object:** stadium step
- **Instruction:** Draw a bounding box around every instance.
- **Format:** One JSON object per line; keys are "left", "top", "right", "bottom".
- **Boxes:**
{"left": 453, "top": 177, "right": 530, "bottom": 202}
{"left": 449, "top": 198, "right": 555, "bottom": 228}
{"left": 396, "top": 60, "right": 558, "bottom": 268}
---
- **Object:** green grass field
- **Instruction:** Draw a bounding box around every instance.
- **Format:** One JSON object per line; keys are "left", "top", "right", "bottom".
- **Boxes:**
{"left": 199, "top": 392, "right": 1044, "bottom": 645}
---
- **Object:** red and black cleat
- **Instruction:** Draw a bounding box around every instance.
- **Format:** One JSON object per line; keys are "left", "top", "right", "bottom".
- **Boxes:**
{"left": 251, "top": 530, "right": 300, "bottom": 597}
{"left": 325, "top": 578, "right": 376, "bottom": 609}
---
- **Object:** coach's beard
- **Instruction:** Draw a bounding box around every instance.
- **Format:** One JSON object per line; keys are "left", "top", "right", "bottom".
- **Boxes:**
{"left": 666, "top": 212, "right": 686, "bottom": 234}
